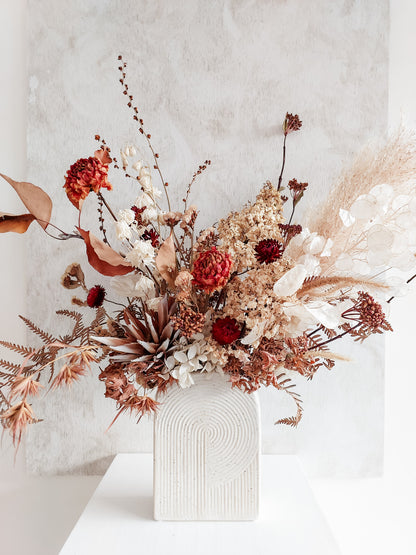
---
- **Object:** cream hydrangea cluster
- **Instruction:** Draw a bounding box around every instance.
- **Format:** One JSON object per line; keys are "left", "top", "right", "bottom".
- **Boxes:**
{"left": 165, "top": 334, "right": 221, "bottom": 388}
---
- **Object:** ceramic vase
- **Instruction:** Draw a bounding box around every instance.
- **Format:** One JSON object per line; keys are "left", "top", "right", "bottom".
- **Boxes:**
{"left": 153, "top": 372, "right": 260, "bottom": 521}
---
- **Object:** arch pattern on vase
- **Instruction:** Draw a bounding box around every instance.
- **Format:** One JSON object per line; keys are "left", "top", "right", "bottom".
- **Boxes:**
{"left": 153, "top": 373, "right": 260, "bottom": 521}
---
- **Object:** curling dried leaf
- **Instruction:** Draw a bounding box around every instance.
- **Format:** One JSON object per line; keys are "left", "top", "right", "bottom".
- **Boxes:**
{"left": 156, "top": 232, "right": 177, "bottom": 287}
{"left": 94, "top": 148, "right": 112, "bottom": 165}
{"left": 78, "top": 228, "right": 134, "bottom": 277}
{"left": 0, "top": 212, "right": 35, "bottom": 234}
{"left": 0, "top": 173, "right": 52, "bottom": 231}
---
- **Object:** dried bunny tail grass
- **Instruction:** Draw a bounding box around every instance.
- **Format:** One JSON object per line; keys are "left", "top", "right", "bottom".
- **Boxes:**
{"left": 306, "top": 350, "right": 351, "bottom": 362}
{"left": 309, "top": 128, "right": 416, "bottom": 240}
{"left": 296, "top": 276, "right": 388, "bottom": 299}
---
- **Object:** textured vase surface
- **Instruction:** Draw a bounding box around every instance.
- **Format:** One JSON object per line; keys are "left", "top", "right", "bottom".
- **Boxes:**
{"left": 153, "top": 372, "right": 260, "bottom": 521}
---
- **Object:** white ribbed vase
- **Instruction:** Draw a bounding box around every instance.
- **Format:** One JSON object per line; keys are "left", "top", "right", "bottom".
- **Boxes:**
{"left": 153, "top": 372, "right": 260, "bottom": 521}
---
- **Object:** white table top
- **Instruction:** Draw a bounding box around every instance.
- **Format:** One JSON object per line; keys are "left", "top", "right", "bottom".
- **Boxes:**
{"left": 60, "top": 454, "right": 340, "bottom": 555}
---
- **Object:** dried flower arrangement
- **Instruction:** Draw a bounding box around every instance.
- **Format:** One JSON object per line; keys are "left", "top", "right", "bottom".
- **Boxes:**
{"left": 2, "top": 56, "right": 416, "bottom": 450}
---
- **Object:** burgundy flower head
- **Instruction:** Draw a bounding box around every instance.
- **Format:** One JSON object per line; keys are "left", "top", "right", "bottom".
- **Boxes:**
{"left": 212, "top": 317, "right": 241, "bottom": 345}
{"left": 255, "top": 239, "right": 284, "bottom": 264}
{"left": 87, "top": 285, "right": 106, "bottom": 308}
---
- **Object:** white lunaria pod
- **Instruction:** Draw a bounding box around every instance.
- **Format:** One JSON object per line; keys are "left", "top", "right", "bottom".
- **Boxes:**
{"left": 367, "top": 224, "right": 394, "bottom": 252}
{"left": 352, "top": 259, "right": 371, "bottom": 275}
{"left": 335, "top": 252, "right": 354, "bottom": 271}
{"left": 350, "top": 194, "right": 378, "bottom": 220}
{"left": 392, "top": 194, "right": 411, "bottom": 211}
{"left": 370, "top": 183, "right": 394, "bottom": 202}
{"left": 273, "top": 265, "right": 308, "bottom": 297}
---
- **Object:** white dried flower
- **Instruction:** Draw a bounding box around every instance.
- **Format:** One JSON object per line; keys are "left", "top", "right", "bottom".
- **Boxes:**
{"left": 125, "top": 239, "right": 155, "bottom": 268}
{"left": 140, "top": 174, "right": 153, "bottom": 191}
{"left": 142, "top": 206, "right": 158, "bottom": 222}
{"left": 110, "top": 274, "right": 155, "bottom": 299}
{"left": 152, "top": 187, "right": 163, "bottom": 200}
{"left": 166, "top": 338, "right": 220, "bottom": 388}
{"left": 118, "top": 209, "right": 135, "bottom": 225}
{"left": 132, "top": 160, "right": 143, "bottom": 173}
{"left": 115, "top": 220, "right": 132, "bottom": 241}
{"left": 147, "top": 295, "right": 164, "bottom": 311}
{"left": 135, "top": 193, "right": 155, "bottom": 209}
{"left": 134, "top": 274, "right": 155, "bottom": 298}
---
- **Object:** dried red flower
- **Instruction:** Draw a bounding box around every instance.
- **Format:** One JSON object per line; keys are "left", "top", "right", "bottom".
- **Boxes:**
{"left": 64, "top": 155, "right": 112, "bottom": 209}
{"left": 191, "top": 246, "right": 233, "bottom": 293}
{"left": 283, "top": 113, "right": 302, "bottom": 135}
{"left": 342, "top": 292, "right": 393, "bottom": 336}
{"left": 87, "top": 285, "right": 106, "bottom": 308}
{"left": 212, "top": 317, "right": 241, "bottom": 345}
{"left": 288, "top": 179, "right": 308, "bottom": 193}
{"left": 279, "top": 223, "right": 302, "bottom": 242}
{"left": 141, "top": 228, "right": 160, "bottom": 248}
{"left": 131, "top": 205, "right": 146, "bottom": 225}
{"left": 255, "top": 239, "right": 284, "bottom": 264}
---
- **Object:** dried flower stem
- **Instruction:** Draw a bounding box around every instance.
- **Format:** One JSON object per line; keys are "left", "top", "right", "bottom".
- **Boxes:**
{"left": 277, "top": 134, "right": 287, "bottom": 191}
{"left": 97, "top": 192, "right": 117, "bottom": 222}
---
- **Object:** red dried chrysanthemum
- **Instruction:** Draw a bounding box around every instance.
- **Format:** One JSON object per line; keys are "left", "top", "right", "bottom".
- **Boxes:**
{"left": 87, "top": 285, "right": 106, "bottom": 308}
{"left": 64, "top": 155, "right": 112, "bottom": 209}
{"left": 212, "top": 317, "right": 241, "bottom": 345}
{"left": 191, "top": 246, "right": 233, "bottom": 293}
{"left": 255, "top": 239, "right": 284, "bottom": 264}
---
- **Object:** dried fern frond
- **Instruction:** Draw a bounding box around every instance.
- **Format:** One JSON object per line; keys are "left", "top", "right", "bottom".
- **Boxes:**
{"left": 0, "top": 341, "right": 36, "bottom": 358}
{"left": 272, "top": 372, "right": 304, "bottom": 427}
{"left": 19, "top": 315, "right": 55, "bottom": 344}
{"left": 0, "top": 359, "right": 23, "bottom": 373}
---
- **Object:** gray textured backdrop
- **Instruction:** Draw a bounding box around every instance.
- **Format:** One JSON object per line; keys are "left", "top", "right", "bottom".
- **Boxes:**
{"left": 25, "top": 0, "right": 388, "bottom": 476}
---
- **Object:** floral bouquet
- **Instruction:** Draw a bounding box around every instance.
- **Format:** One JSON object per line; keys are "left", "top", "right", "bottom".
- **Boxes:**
{"left": 2, "top": 56, "right": 416, "bottom": 450}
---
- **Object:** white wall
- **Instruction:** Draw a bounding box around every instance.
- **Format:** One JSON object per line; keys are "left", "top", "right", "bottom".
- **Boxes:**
{"left": 1, "top": 0, "right": 415, "bottom": 489}
{"left": 0, "top": 0, "right": 27, "bottom": 482}
{"left": 385, "top": 0, "right": 416, "bottom": 485}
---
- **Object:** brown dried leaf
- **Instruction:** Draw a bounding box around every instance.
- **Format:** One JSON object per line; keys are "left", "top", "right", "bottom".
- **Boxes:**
{"left": 78, "top": 228, "right": 134, "bottom": 277}
{"left": 156, "top": 232, "right": 177, "bottom": 288}
{"left": 94, "top": 148, "right": 112, "bottom": 165}
{"left": 0, "top": 212, "right": 35, "bottom": 233}
{"left": 0, "top": 173, "right": 52, "bottom": 230}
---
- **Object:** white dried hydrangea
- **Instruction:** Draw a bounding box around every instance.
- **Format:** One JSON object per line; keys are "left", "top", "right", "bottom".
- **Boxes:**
{"left": 166, "top": 335, "right": 221, "bottom": 388}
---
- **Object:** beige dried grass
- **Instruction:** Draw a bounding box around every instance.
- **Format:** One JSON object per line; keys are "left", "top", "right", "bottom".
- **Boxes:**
{"left": 296, "top": 276, "right": 388, "bottom": 299}
{"left": 309, "top": 128, "right": 416, "bottom": 240}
